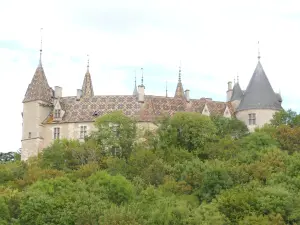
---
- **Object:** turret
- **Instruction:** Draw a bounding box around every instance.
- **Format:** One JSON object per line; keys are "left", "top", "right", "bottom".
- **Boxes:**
{"left": 235, "top": 46, "right": 283, "bottom": 131}
{"left": 81, "top": 56, "right": 94, "bottom": 98}
{"left": 21, "top": 29, "right": 53, "bottom": 160}
{"left": 174, "top": 65, "right": 185, "bottom": 98}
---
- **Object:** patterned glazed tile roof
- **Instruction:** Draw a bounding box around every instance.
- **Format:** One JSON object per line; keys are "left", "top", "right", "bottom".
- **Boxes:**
{"left": 43, "top": 95, "right": 233, "bottom": 124}
{"left": 81, "top": 69, "right": 94, "bottom": 98}
{"left": 23, "top": 65, "right": 53, "bottom": 103}
{"left": 174, "top": 67, "right": 185, "bottom": 98}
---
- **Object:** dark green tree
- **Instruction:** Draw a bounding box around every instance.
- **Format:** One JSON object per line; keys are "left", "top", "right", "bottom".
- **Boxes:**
{"left": 93, "top": 111, "right": 137, "bottom": 160}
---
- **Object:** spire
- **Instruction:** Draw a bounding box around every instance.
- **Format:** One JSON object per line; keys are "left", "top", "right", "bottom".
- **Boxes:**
{"left": 87, "top": 54, "right": 90, "bottom": 73}
{"left": 81, "top": 55, "right": 94, "bottom": 98}
{"left": 237, "top": 75, "right": 239, "bottom": 83}
{"left": 133, "top": 70, "right": 138, "bottom": 95}
{"left": 178, "top": 64, "right": 182, "bottom": 83}
{"left": 237, "top": 60, "right": 282, "bottom": 111}
{"left": 140, "top": 68, "right": 145, "bottom": 87}
{"left": 39, "top": 28, "right": 43, "bottom": 67}
{"left": 174, "top": 64, "right": 184, "bottom": 98}
{"left": 166, "top": 80, "right": 168, "bottom": 97}
{"left": 258, "top": 41, "right": 261, "bottom": 61}
{"left": 23, "top": 29, "right": 52, "bottom": 103}
{"left": 230, "top": 81, "right": 243, "bottom": 101}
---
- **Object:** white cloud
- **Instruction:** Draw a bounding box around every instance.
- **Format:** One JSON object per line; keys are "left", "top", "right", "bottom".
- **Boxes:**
{"left": 0, "top": 0, "right": 300, "bottom": 152}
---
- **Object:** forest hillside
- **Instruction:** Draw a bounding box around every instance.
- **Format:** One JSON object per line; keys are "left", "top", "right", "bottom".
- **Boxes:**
{"left": 1, "top": 110, "right": 300, "bottom": 225}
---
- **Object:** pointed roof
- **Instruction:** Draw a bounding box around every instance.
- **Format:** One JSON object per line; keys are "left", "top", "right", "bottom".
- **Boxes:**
{"left": 230, "top": 82, "right": 243, "bottom": 101}
{"left": 133, "top": 76, "right": 138, "bottom": 96}
{"left": 23, "top": 52, "right": 53, "bottom": 103}
{"left": 174, "top": 66, "right": 185, "bottom": 98}
{"left": 237, "top": 60, "right": 282, "bottom": 111}
{"left": 81, "top": 60, "right": 94, "bottom": 98}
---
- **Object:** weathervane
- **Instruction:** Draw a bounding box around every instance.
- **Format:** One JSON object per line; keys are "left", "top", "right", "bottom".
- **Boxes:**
{"left": 39, "top": 28, "right": 43, "bottom": 66}
{"left": 258, "top": 41, "right": 261, "bottom": 61}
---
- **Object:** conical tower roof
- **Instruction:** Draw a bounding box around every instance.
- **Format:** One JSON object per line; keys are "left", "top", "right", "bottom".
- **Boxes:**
{"left": 174, "top": 66, "right": 184, "bottom": 98}
{"left": 81, "top": 60, "right": 94, "bottom": 98}
{"left": 23, "top": 52, "right": 52, "bottom": 103}
{"left": 237, "top": 61, "right": 282, "bottom": 111}
{"left": 230, "top": 82, "right": 243, "bottom": 101}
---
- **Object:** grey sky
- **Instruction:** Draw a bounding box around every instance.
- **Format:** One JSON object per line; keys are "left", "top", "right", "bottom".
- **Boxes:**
{"left": 0, "top": 0, "right": 299, "bottom": 152}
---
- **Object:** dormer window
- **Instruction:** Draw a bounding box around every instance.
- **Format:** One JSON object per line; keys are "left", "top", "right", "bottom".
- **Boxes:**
{"left": 54, "top": 109, "right": 61, "bottom": 118}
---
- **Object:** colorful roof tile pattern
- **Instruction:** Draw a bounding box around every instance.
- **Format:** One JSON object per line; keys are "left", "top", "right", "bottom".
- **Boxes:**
{"left": 23, "top": 65, "right": 53, "bottom": 103}
{"left": 81, "top": 70, "right": 94, "bottom": 98}
{"left": 43, "top": 95, "right": 233, "bottom": 124}
{"left": 174, "top": 67, "right": 185, "bottom": 98}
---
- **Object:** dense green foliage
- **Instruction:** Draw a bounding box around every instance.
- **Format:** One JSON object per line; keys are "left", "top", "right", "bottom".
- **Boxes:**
{"left": 1, "top": 110, "right": 300, "bottom": 224}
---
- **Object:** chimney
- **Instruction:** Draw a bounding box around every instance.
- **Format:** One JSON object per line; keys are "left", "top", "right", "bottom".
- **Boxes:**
{"left": 54, "top": 86, "right": 62, "bottom": 98}
{"left": 138, "top": 85, "right": 145, "bottom": 103}
{"left": 185, "top": 89, "right": 190, "bottom": 102}
{"left": 76, "top": 89, "right": 82, "bottom": 101}
{"left": 226, "top": 81, "right": 233, "bottom": 102}
{"left": 227, "top": 81, "right": 233, "bottom": 90}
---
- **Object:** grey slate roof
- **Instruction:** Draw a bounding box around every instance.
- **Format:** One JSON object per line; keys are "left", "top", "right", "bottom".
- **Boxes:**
{"left": 237, "top": 61, "right": 282, "bottom": 111}
{"left": 23, "top": 65, "right": 53, "bottom": 103}
{"left": 230, "top": 82, "right": 243, "bottom": 101}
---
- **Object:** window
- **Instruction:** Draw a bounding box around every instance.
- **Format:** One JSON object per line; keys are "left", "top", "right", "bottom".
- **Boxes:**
{"left": 54, "top": 109, "right": 61, "bottom": 118}
{"left": 28, "top": 132, "right": 31, "bottom": 138}
{"left": 80, "top": 126, "right": 87, "bottom": 139}
{"left": 54, "top": 127, "right": 60, "bottom": 139}
{"left": 248, "top": 113, "right": 256, "bottom": 125}
{"left": 111, "top": 147, "right": 121, "bottom": 156}
{"left": 111, "top": 124, "right": 120, "bottom": 138}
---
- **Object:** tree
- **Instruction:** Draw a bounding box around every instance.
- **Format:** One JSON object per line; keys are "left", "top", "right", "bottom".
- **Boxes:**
{"left": 211, "top": 115, "right": 249, "bottom": 139}
{"left": 270, "top": 109, "right": 300, "bottom": 127}
{"left": 0, "top": 151, "right": 20, "bottom": 163}
{"left": 93, "top": 111, "right": 137, "bottom": 160}
{"left": 157, "top": 112, "right": 217, "bottom": 152}
{"left": 275, "top": 125, "right": 300, "bottom": 153}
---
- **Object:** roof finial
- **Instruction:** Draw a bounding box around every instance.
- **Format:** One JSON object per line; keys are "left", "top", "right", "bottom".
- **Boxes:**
{"left": 237, "top": 74, "right": 239, "bottom": 83}
{"left": 234, "top": 77, "right": 236, "bottom": 84}
{"left": 141, "top": 67, "right": 144, "bottom": 86}
{"left": 134, "top": 70, "right": 137, "bottom": 86}
{"left": 87, "top": 54, "right": 90, "bottom": 72}
{"left": 178, "top": 60, "right": 182, "bottom": 82}
{"left": 258, "top": 41, "right": 261, "bottom": 61}
{"left": 166, "top": 80, "right": 168, "bottom": 97}
{"left": 39, "top": 28, "right": 43, "bottom": 66}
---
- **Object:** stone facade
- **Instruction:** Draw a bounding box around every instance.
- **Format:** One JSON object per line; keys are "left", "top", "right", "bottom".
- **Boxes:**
{"left": 21, "top": 53, "right": 283, "bottom": 161}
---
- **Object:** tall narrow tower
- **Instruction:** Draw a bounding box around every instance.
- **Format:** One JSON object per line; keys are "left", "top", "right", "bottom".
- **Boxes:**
{"left": 21, "top": 29, "right": 53, "bottom": 160}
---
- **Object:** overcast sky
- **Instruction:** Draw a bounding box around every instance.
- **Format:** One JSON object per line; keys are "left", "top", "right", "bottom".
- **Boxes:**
{"left": 0, "top": 0, "right": 299, "bottom": 153}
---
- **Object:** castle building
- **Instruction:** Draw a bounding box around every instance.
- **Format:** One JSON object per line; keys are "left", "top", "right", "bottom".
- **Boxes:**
{"left": 21, "top": 48, "right": 282, "bottom": 161}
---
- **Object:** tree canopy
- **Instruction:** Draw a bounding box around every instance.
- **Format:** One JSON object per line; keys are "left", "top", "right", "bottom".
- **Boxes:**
{"left": 1, "top": 111, "right": 300, "bottom": 224}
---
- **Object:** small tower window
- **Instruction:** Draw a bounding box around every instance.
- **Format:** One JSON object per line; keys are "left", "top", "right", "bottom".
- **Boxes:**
{"left": 54, "top": 109, "right": 61, "bottom": 118}
{"left": 80, "top": 126, "right": 87, "bottom": 139}
{"left": 28, "top": 132, "right": 31, "bottom": 138}
{"left": 248, "top": 113, "right": 256, "bottom": 125}
{"left": 54, "top": 127, "right": 60, "bottom": 139}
